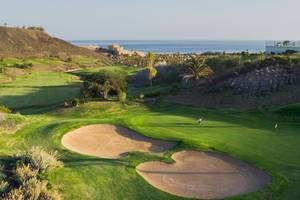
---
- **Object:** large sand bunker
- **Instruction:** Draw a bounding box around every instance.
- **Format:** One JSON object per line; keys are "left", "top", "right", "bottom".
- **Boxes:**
{"left": 137, "top": 150, "right": 270, "bottom": 199}
{"left": 62, "top": 124, "right": 175, "bottom": 159}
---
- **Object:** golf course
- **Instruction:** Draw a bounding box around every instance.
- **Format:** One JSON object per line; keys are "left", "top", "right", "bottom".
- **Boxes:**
{"left": 0, "top": 61, "right": 299, "bottom": 200}
{"left": 1, "top": 17, "right": 300, "bottom": 199}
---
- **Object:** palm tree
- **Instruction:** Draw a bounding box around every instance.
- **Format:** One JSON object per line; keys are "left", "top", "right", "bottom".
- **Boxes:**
{"left": 184, "top": 57, "right": 214, "bottom": 84}
{"left": 146, "top": 52, "right": 157, "bottom": 87}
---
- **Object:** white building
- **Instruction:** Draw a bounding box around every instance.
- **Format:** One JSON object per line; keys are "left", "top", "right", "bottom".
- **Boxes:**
{"left": 266, "top": 41, "right": 300, "bottom": 54}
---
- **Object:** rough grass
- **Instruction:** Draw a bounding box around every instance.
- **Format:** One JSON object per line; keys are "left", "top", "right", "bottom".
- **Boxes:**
{"left": 0, "top": 113, "right": 27, "bottom": 134}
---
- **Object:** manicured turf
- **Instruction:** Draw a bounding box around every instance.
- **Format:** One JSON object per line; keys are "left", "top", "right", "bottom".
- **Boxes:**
{"left": 0, "top": 63, "right": 299, "bottom": 199}
{"left": 0, "top": 101, "right": 299, "bottom": 200}
{"left": 0, "top": 71, "right": 82, "bottom": 113}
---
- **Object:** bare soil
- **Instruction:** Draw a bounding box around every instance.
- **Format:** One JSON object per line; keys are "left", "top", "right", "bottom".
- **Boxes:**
{"left": 61, "top": 124, "right": 175, "bottom": 159}
{"left": 136, "top": 150, "right": 270, "bottom": 199}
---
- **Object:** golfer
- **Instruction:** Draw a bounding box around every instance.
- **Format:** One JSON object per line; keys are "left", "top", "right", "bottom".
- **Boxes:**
{"left": 197, "top": 117, "right": 203, "bottom": 124}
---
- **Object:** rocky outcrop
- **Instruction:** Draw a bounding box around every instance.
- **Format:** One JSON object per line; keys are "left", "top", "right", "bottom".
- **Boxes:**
{"left": 223, "top": 65, "right": 297, "bottom": 95}
{"left": 202, "top": 58, "right": 299, "bottom": 96}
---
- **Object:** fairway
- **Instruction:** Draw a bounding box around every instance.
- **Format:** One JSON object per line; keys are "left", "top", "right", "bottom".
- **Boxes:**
{"left": 0, "top": 71, "right": 81, "bottom": 113}
{"left": 0, "top": 101, "right": 299, "bottom": 199}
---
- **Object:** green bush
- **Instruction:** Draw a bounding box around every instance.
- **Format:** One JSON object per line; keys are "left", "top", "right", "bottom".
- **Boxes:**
{"left": 206, "top": 56, "right": 240, "bottom": 73}
{"left": 71, "top": 98, "right": 80, "bottom": 107}
{"left": 83, "top": 70, "right": 127, "bottom": 100}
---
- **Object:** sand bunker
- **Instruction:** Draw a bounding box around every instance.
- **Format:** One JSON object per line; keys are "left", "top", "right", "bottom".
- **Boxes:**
{"left": 62, "top": 124, "right": 175, "bottom": 159}
{"left": 137, "top": 150, "right": 270, "bottom": 199}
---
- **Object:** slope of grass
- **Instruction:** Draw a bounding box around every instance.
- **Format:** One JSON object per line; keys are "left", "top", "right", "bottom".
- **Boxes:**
{"left": 0, "top": 101, "right": 299, "bottom": 200}
{"left": 0, "top": 71, "right": 82, "bottom": 113}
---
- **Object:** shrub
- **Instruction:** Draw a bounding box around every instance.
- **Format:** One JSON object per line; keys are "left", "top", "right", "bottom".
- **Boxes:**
{"left": 16, "top": 146, "right": 63, "bottom": 173}
{"left": 0, "top": 106, "right": 11, "bottom": 113}
{"left": 3, "top": 187, "right": 25, "bottom": 200}
{"left": 0, "top": 181, "right": 9, "bottom": 194}
{"left": 13, "top": 63, "right": 32, "bottom": 69}
{"left": 39, "top": 189, "right": 62, "bottom": 200}
{"left": 64, "top": 101, "right": 69, "bottom": 107}
{"left": 22, "top": 178, "right": 48, "bottom": 200}
{"left": 206, "top": 56, "right": 240, "bottom": 74}
{"left": 83, "top": 70, "right": 127, "bottom": 100}
{"left": 145, "top": 90, "right": 161, "bottom": 98}
{"left": 118, "top": 91, "right": 127, "bottom": 105}
{"left": 1, "top": 147, "right": 63, "bottom": 200}
{"left": 15, "top": 164, "right": 38, "bottom": 183}
{"left": 0, "top": 113, "right": 26, "bottom": 134}
{"left": 71, "top": 98, "right": 80, "bottom": 107}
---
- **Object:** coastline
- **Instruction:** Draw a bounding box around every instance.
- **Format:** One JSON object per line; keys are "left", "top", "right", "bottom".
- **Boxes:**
{"left": 70, "top": 40, "right": 266, "bottom": 54}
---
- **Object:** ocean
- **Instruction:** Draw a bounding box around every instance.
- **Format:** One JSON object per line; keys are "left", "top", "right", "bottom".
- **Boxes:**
{"left": 70, "top": 40, "right": 266, "bottom": 54}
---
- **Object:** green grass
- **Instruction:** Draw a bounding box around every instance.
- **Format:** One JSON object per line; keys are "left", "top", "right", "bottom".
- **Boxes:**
{"left": 128, "top": 84, "right": 175, "bottom": 99}
{"left": 0, "top": 101, "right": 299, "bottom": 199}
{"left": 0, "top": 71, "right": 82, "bottom": 113}
{"left": 0, "top": 65, "right": 299, "bottom": 199}
{"left": 74, "top": 65, "right": 140, "bottom": 77}
{"left": 0, "top": 57, "right": 65, "bottom": 67}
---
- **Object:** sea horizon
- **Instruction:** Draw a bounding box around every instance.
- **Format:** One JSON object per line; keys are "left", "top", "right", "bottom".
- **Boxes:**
{"left": 70, "top": 40, "right": 267, "bottom": 54}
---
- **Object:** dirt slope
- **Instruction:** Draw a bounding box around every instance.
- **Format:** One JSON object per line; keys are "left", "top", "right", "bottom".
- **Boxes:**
{"left": 0, "top": 26, "right": 110, "bottom": 63}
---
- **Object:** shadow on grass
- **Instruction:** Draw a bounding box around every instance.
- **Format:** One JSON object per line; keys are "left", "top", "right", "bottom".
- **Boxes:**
{"left": 61, "top": 155, "right": 134, "bottom": 168}
{"left": 0, "top": 84, "right": 82, "bottom": 114}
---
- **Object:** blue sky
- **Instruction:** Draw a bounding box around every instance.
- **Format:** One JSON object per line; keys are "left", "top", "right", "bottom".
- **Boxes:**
{"left": 1, "top": 0, "right": 299, "bottom": 40}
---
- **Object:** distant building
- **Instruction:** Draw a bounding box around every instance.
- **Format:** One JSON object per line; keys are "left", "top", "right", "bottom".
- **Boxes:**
{"left": 266, "top": 40, "right": 300, "bottom": 54}
{"left": 108, "top": 44, "right": 146, "bottom": 57}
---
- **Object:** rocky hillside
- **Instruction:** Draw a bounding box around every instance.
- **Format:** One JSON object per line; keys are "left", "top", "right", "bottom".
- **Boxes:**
{"left": 0, "top": 26, "right": 110, "bottom": 63}
{"left": 210, "top": 58, "right": 300, "bottom": 96}
{"left": 168, "top": 58, "right": 300, "bottom": 109}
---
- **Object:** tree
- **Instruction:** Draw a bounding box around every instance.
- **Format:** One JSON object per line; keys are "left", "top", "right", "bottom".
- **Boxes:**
{"left": 146, "top": 52, "right": 157, "bottom": 87}
{"left": 184, "top": 57, "right": 214, "bottom": 86}
{"left": 83, "top": 70, "right": 127, "bottom": 100}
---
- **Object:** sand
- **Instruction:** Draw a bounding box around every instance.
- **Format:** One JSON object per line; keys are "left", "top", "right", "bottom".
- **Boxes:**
{"left": 136, "top": 150, "right": 270, "bottom": 199}
{"left": 61, "top": 124, "right": 175, "bottom": 159}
